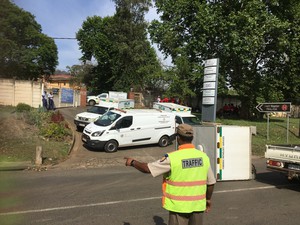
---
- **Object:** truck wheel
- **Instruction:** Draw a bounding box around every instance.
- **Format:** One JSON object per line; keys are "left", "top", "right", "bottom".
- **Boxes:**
{"left": 104, "top": 140, "right": 118, "bottom": 153}
{"left": 89, "top": 100, "right": 96, "bottom": 106}
{"left": 159, "top": 136, "right": 169, "bottom": 147}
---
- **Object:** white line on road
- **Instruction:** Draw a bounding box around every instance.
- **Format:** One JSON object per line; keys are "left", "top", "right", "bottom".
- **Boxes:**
{"left": 0, "top": 184, "right": 294, "bottom": 216}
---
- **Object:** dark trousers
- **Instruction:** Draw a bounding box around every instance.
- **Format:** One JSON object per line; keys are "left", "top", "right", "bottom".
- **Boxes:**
{"left": 168, "top": 211, "right": 204, "bottom": 225}
{"left": 48, "top": 99, "right": 54, "bottom": 110}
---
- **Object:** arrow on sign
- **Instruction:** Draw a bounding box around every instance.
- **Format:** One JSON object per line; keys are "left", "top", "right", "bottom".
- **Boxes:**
{"left": 256, "top": 102, "right": 291, "bottom": 113}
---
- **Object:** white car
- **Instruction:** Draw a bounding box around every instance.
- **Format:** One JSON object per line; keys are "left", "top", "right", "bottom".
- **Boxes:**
{"left": 87, "top": 93, "right": 108, "bottom": 106}
{"left": 74, "top": 105, "right": 111, "bottom": 130}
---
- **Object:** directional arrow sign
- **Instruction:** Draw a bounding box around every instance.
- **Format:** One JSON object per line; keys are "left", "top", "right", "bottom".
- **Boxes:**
{"left": 256, "top": 102, "right": 291, "bottom": 113}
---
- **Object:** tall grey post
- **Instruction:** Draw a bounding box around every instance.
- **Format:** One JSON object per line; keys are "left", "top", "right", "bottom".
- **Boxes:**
{"left": 201, "top": 58, "right": 219, "bottom": 122}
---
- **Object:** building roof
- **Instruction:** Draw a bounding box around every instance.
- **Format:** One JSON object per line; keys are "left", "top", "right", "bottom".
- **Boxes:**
{"left": 49, "top": 74, "right": 72, "bottom": 81}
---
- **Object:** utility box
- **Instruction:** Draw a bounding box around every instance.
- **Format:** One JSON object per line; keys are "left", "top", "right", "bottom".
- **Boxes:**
{"left": 192, "top": 124, "right": 252, "bottom": 181}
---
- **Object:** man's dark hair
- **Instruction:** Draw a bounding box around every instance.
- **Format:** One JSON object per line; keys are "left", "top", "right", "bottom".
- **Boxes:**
{"left": 178, "top": 134, "right": 193, "bottom": 143}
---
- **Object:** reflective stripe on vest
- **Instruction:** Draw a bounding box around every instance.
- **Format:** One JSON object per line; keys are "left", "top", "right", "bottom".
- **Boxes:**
{"left": 162, "top": 148, "right": 210, "bottom": 213}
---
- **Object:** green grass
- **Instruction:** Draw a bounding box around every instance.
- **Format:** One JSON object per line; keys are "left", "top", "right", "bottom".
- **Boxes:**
{"left": 216, "top": 117, "right": 300, "bottom": 156}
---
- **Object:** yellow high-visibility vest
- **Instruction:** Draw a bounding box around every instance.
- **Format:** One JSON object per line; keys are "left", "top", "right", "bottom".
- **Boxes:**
{"left": 162, "top": 148, "right": 210, "bottom": 213}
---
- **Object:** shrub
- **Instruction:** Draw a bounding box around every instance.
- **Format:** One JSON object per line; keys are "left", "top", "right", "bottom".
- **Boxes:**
{"left": 21, "top": 108, "right": 71, "bottom": 141}
{"left": 16, "top": 103, "right": 32, "bottom": 112}
{"left": 51, "top": 110, "right": 65, "bottom": 123}
{"left": 39, "top": 122, "right": 71, "bottom": 141}
{"left": 26, "top": 108, "right": 51, "bottom": 127}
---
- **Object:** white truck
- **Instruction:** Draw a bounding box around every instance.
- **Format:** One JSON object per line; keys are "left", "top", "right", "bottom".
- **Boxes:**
{"left": 82, "top": 109, "right": 176, "bottom": 153}
{"left": 87, "top": 91, "right": 127, "bottom": 106}
{"left": 153, "top": 102, "right": 201, "bottom": 125}
{"left": 265, "top": 144, "right": 300, "bottom": 180}
{"left": 74, "top": 98, "right": 134, "bottom": 130}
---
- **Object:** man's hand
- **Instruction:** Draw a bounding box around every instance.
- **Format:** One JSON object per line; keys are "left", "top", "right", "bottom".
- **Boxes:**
{"left": 124, "top": 157, "right": 134, "bottom": 166}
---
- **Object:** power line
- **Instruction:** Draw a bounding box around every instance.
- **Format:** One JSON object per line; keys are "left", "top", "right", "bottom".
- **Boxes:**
{"left": 52, "top": 37, "right": 77, "bottom": 40}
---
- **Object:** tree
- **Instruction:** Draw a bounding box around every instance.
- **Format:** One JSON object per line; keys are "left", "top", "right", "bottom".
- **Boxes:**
{"left": 77, "top": 0, "right": 162, "bottom": 92}
{"left": 0, "top": 0, "right": 58, "bottom": 80}
{"left": 66, "top": 64, "right": 93, "bottom": 89}
{"left": 149, "top": 0, "right": 300, "bottom": 118}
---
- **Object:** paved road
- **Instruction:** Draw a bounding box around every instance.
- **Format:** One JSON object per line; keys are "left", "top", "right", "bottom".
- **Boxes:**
{"left": 1, "top": 158, "right": 300, "bottom": 225}
{"left": 1, "top": 107, "right": 300, "bottom": 225}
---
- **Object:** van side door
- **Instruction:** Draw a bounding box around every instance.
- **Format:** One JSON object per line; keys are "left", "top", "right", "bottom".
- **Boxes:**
{"left": 112, "top": 116, "right": 134, "bottom": 146}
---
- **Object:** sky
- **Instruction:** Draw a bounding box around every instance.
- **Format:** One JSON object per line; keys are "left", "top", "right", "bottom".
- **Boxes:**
{"left": 13, "top": 0, "right": 168, "bottom": 71}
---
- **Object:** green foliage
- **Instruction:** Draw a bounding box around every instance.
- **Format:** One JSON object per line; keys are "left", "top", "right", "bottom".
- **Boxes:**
{"left": 38, "top": 110, "right": 70, "bottom": 141}
{"left": 0, "top": 0, "right": 58, "bottom": 79}
{"left": 76, "top": 0, "right": 161, "bottom": 92}
{"left": 26, "top": 108, "right": 50, "bottom": 126}
{"left": 39, "top": 122, "right": 71, "bottom": 141}
{"left": 23, "top": 109, "right": 71, "bottom": 141}
{"left": 16, "top": 103, "right": 32, "bottom": 112}
{"left": 149, "top": 0, "right": 300, "bottom": 118}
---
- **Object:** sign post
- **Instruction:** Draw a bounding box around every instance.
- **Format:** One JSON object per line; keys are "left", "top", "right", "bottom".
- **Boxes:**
{"left": 256, "top": 102, "right": 291, "bottom": 142}
{"left": 201, "top": 58, "right": 219, "bottom": 122}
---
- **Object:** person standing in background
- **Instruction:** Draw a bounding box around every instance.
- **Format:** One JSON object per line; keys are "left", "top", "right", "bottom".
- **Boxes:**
{"left": 48, "top": 91, "right": 54, "bottom": 110}
{"left": 42, "top": 91, "right": 48, "bottom": 110}
{"left": 157, "top": 96, "right": 161, "bottom": 102}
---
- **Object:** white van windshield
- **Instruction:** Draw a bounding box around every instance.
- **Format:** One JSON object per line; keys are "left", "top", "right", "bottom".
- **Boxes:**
{"left": 87, "top": 106, "right": 110, "bottom": 115}
{"left": 94, "top": 111, "right": 121, "bottom": 126}
{"left": 182, "top": 116, "right": 201, "bottom": 125}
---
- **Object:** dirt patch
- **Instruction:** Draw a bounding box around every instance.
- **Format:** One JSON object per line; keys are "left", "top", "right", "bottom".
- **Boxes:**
{"left": 0, "top": 106, "right": 72, "bottom": 165}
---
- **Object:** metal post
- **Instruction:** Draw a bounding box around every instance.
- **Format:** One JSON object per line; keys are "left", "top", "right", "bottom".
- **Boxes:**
{"left": 267, "top": 113, "right": 270, "bottom": 141}
{"left": 287, "top": 114, "right": 289, "bottom": 144}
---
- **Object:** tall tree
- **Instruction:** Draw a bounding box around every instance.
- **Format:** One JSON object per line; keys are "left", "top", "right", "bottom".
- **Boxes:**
{"left": 149, "top": 0, "right": 300, "bottom": 118}
{"left": 77, "top": 0, "right": 162, "bottom": 92}
{"left": 0, "top": 0, "right": 58, "bottom": 80}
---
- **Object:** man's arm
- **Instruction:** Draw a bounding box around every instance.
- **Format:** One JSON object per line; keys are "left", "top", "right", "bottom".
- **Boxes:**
{"left": 205, "top": 184, "right": 214, "bottom": 212}
{"left": 124, "top": 157, "right": 150, "bottom": 173}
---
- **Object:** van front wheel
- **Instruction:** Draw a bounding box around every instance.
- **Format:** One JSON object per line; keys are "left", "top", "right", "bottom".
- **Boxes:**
{"left": 159, "top": 136, "right": 169, "bottom": 147}
{"left": 104, "top": 140, "right": 118, "bottom": 153}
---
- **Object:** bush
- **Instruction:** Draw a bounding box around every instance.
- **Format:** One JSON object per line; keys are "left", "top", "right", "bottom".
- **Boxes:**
{"left": 51, "top": 110, "right": 65, "bottom": 123}
{"left": 16, "top": 103, "right": 32, "bottom": 112}
{"left": 39, "top": 122, "right": 71, "bottom": 141}
{"left": 26, "top": 108, "right": 51, "bottom": 126}
{"left": 20, "top": 108, "right": 71, "bottom": 141}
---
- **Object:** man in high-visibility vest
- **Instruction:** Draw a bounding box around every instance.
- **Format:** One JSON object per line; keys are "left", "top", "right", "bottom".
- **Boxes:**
{"left": 125, "top": 124, "right": 216, "bottom": 225}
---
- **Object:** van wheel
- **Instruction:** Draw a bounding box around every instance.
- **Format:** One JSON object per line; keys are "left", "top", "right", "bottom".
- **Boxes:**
{"left": 104, "top": 140, "right": 118, "bottom": 153}
{"left": 159, "top": 136, "right": 169, "bottom": 147}
{"left": 89, "top": 100, "right": 96, "bottom": 106}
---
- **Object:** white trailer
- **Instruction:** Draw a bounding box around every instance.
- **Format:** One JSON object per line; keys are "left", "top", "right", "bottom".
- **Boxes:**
{"left": 192, "top": 124, "right": 253, "bottom": 181}
{"left": 87, "top": 91, "right": 128, "bottom": 105}
{"left": 265, "top": 144, "right": 300, "bottom": 180}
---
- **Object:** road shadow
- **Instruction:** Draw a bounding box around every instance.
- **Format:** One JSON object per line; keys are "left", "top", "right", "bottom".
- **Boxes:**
{"left": 153, "top": 216, "right": 167, "bottom": 225}
{"left": 83, "top": 142, "right": 174, "bottom": 153}
{"left": 255, "top": 170, "right": 300, "bottom": 192}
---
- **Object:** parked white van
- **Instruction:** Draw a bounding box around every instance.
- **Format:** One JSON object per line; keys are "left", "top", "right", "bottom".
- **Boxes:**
{"left": 82, "top": 109, "right": 176, "bottom": 153}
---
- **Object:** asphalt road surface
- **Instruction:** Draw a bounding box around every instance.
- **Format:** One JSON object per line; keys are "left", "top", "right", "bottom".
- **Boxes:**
{"left": 1, "top": 107, "right": 300, "bottom": 225}
{"left": 1, "top": 159, "right": 300, "bottom": 225}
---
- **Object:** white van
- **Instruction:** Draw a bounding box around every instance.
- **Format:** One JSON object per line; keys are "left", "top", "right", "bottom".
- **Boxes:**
{"left": 82, "top": 109, "right": 176, "bottom": 152}
{"left": 153, "top": 102, "right": 201, "bottom": 125}
{"left": 74, "top": 98, "right": 134, "bottom": 130}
